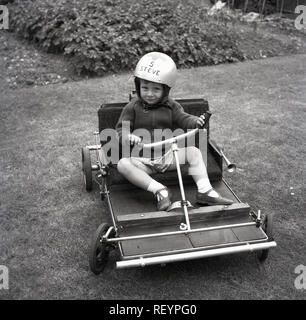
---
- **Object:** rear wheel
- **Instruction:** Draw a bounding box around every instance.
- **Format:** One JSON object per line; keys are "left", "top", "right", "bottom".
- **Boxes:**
{"left": 81, "top": 147, "right": 93, "bottom": 191}
{"left": 257, "top": 214, "right": 273, "bottom": 262}
{"left": 89, "top": 223, "right": 115, "bottom": 275}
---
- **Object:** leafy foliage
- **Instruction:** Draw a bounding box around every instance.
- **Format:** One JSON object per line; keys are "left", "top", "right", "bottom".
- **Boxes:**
{"left": 9, "top": 0, "right": 245, "bottom": 75}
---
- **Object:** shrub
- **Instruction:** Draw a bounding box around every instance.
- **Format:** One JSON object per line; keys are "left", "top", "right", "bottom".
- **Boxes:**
{"left": 9, "top": 0, "right": 245, "bottom": 75}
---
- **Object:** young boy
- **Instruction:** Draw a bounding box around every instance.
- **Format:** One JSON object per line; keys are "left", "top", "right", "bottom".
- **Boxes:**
{"left": 116, "top": 52, "right": 233, "bottom": 211}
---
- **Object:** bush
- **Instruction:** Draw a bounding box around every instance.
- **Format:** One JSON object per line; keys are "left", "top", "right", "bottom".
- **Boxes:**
{"left": 9, "top": 0, "right": 245, "bottom": 75}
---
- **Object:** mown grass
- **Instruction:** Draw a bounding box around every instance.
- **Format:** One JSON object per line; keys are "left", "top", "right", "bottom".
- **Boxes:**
{"left": 0, "top": 54, "right": 305, "bottom": 299}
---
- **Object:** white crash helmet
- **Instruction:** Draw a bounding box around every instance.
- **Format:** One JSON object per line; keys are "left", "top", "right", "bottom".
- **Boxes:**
{"left": 134, "top": 52, "right": 177, "bottom": 88}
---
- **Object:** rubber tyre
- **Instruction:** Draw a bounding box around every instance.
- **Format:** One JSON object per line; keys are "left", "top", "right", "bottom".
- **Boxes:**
{"left": 89, "top": 223, "right": 112, "bottom": 275}
{"left": 82, "top": 147, "right": 93, "bottom": 191}
{"left": 257, "top": 214, "right": 274, "bottom": 262}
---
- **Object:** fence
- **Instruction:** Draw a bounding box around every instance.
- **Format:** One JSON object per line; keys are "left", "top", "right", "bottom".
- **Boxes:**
{"left": 211, "top": 0, "right": 306, "bottom": 15}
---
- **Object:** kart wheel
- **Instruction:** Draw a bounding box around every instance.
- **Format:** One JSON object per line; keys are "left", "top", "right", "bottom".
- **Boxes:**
{"left": 257, "top": 214, "right": 274, "bottom": 262}
{"left": 82, "top": 147, "right": 93, "bottom": 191}
{"left": 89, "top": 223, "right": 113, "bottom": 275}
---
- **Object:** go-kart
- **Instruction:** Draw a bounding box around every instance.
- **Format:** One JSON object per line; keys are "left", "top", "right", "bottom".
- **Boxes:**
{"left": 81, "top": 97, "right": 276, "bottom": 275}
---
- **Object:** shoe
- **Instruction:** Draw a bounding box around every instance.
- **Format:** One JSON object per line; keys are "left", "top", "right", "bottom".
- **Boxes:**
{"left": 155, "top": 188, "right": 172, "bottom": 211}
{"left": 196, "top": 188, "right": 234, "bottom": 206}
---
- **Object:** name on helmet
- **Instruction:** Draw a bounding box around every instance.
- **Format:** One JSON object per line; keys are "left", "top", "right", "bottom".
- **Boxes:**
{"left": 140, "top": 66, "right": 160, "bottom": 76}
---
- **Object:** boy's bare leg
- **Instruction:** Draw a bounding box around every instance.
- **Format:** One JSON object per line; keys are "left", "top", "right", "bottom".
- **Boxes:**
{"left": 167, "top": 146, "right": 213, "bottom": 192}
{"left": 117, "top": 158, "right": 154, "bottom": 189}
{"left": 118, "top": 148, "right": 209, "bottom": 190}
{"left": 117, "top": 158, "right": 165, "bottom": 192}
{"left": 167, "top": 146, "right": 233, "bottom": 204}
{"left": 117, "top": 157, "right": 171, "bottom": 210}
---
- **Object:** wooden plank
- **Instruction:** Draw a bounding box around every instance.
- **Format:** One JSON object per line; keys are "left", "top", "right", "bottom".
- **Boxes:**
{"left": 116, "top": 203, "right": 250, "bottom": 228}
{"left": 110, "top": 178, "right": 247, "bottom": 223}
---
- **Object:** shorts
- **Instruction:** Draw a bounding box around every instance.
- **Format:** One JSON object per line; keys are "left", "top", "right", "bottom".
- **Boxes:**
{"left": 130, "top": 149, "right": 174, "bottom": 174}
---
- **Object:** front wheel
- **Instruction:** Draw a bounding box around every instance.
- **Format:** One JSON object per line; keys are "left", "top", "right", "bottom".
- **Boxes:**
{"left": 257, "top": 214, "right": 274, "bottom": 262}
{"left": 81, "top": 147, "right": 93, "bottom": 191}
{"left": 89, "top": 223, "right": 114, "bottom": 275}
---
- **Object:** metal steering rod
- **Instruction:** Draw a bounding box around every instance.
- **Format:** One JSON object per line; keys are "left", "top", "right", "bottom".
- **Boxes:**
{"left": 138, "top": 128, "right": 199, "bottom": 149}
{"left": 139, "top": 128, "right": 200, "bottom": 231}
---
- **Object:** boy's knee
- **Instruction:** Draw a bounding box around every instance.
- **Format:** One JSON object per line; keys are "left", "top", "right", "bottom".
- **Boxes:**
{"left": 186, "top": 146, "right": 205, "bottom": 168}
{"left": 186, "top": 146, "right": 201, "bottom": 160}
{"left": 117, "top": 157, "right": 131, "bottom": 173}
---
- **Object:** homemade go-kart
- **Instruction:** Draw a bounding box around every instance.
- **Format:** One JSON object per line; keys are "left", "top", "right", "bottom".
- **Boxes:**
{"left": 82, "top": 97, "right": 276, "bottom": 275}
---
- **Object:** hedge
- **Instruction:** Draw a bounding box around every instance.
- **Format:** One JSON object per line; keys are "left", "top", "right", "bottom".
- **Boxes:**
{"left": 8, "top": 0, "right": 246, "bottom": 75}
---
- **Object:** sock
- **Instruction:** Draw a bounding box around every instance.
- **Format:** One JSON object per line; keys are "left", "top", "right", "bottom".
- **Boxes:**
{"left": 207, "top": 189, "right": 219, "bottom": 198}
{"left": 197, "top": 178, "right": 220, "bottom": 197}
{"left": 147, "top": 180, "right": 167, "bottom": 197}
{"left": 196, "top": 178, "right": 214, "bottom": 194}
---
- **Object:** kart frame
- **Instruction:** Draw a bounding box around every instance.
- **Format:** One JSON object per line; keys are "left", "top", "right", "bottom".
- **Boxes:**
{"left": 82, "top": 97, "right": 276, "bottom": 274}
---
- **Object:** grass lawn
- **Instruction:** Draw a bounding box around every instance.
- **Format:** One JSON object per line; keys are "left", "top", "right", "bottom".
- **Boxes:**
{"left": 0, "top": 53, "right": 305, "bottom": 300}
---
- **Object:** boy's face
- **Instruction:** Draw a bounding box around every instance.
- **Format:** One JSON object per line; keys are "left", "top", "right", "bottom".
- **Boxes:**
{"left": 139, "top": 79, "right": 164, "bottom": 105}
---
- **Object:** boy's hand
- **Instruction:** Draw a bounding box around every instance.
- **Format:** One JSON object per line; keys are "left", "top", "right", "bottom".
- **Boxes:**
{"left": 196, "top": 114, "right": 207, "bottom": 128}
{"left": 128, "top": 134, "right": 142, "bottom": 146}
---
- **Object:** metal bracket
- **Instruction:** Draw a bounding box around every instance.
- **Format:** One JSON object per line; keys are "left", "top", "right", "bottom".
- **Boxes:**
{"left": 180, "top": 223, "right": 188, "bottom": 231}
{"left": 256, "top": 209, "right": 262, "bottom": 228}
{"left": 101, "top": 165, "right": 108, "bottom": 176}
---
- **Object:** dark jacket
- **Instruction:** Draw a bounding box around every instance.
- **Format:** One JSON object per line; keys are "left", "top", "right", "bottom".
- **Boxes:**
{"left": 116, "top": 97, "right": 199, "bottom": 148}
